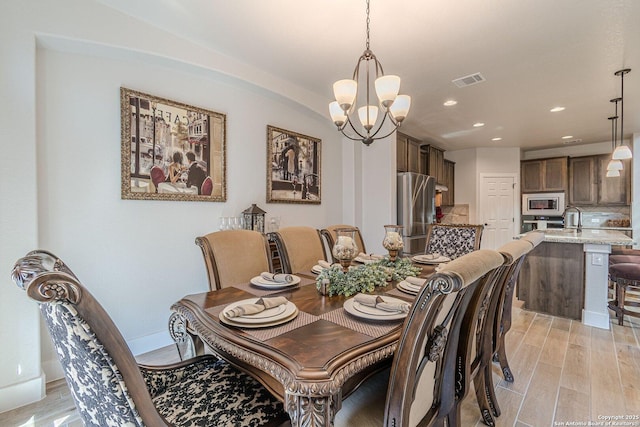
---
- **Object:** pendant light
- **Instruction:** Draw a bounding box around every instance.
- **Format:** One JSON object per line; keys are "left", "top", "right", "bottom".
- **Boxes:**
{"left": 611, "top": 69, "right": 632, "bottom": 160}
{"left": 606, "top": 106, "right": 622, "bottom": 172}
{"left": 329, "top": 0, "right": 411, "bottom": 146}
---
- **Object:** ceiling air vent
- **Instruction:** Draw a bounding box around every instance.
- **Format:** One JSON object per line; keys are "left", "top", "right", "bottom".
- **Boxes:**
{"left": 452, "top": 73, "right": 486, "bottom": 88}
{"left": 563, "top": 138, "right": 582, "bottom": 145}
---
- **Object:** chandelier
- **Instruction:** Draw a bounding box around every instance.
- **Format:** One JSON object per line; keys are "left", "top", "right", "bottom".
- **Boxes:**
{"left": 606, "top": 68, "right": 632, "bottom": 177}
{"left": 328, "top": 0, "right": 411, "bottom": 146}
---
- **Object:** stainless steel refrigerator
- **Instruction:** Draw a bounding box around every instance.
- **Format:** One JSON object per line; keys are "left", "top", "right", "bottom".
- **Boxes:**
{"left": 397, "top": 172, "right": 436, "bottom": 255}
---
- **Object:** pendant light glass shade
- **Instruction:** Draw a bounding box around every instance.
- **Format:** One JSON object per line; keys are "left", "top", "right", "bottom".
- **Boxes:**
{"left": 358, "top": 105, "right": 379, "bottom": 130}
{"left": 612, "top": 144, "right": 633, "bottom": 160}
{"left": 329, "top": 102, "right": 347, "bottom": 127}
{"left": 375, "top": 75, "right": 401, "bottom": 107}
{"left": 389, "top": 95, "right": 411, "bottom": 122}
{"left": 333, "top": 79, "right": 358, "bottom": 111}
{"left": 607, "top": 159, "right": 623, "bottom": 171}
{"left": 606, "top": 169, "right": 621, "bottom": 177}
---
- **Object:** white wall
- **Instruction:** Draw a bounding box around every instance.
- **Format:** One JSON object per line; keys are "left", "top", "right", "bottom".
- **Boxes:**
{"left": 446, "top": 147, "right": 521, "bottom": 223}
{"left": 1, "top": 0, "right": 344, "bottom": 411}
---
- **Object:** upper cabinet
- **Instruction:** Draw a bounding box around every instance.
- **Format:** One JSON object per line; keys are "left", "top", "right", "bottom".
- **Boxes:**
{"left": 441, "top": 159, "right": 455, "bottom": 206}
{"left": 569, "top": 155, "right": 631, "bottom": 206}
{"left": 396, "top": 132, "right": 422, "bottom": 173}
{"left": 520, "top": 157, "right": 568, "bottom": 193}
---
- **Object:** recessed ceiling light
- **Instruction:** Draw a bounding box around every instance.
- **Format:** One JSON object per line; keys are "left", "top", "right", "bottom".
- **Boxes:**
{"left": 443, "top": 100, "right": 457, "bottom": 107}
{"left": 550, "top": 106, "right": 565, "bottom": 112}
{"left": 473, "top": 122, "right": 485, "bottom": 127}
{"left": 491, "top": 137, "right": 502, "bottom": 141}
{"left": 561, "top": 135, "right": 573, "bottom": 139}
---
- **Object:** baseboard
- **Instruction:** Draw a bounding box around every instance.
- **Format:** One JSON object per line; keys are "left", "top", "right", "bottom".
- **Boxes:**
{"left": 0, "top": 373, "right": 46, "bottom": 413}
{"left": 582, "top": 309, "right": 610, "bottom": 330}
{"left": 128, "top": 330, "right": 174, "bottom": 356}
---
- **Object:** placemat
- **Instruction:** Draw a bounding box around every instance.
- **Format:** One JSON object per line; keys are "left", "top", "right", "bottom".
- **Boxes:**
{"left": 233, "top": 275, "right": 315, "bottom": 297}
{"left": 385, "top": 287, "right": 417, "bottom": 300}
{"left": 205, "top": 304, "right": 318, "bottom": 341}
{"left": 319, "top": 307, "right": 403, "bottom": 338}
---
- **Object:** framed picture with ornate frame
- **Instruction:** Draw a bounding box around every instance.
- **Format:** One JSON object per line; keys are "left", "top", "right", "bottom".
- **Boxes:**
{"left": 266, "top": 125, "right": 321, "bottom": 204}
{"left": 121, "top": 87, "right": 226, "bottom": 202}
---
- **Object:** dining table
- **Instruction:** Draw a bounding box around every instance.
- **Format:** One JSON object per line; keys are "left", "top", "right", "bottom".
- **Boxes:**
{"left": 169, "top": 260, "right": 436, "bottom": 427}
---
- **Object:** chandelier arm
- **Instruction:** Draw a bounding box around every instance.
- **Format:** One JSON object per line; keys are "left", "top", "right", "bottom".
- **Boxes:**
{"left": 344, "top": 116, "right": 367, "bottom": 140}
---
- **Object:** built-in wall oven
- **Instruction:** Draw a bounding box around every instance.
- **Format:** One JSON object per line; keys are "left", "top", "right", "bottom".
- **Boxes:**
{"left": 522, "top": 192, "right": 565, "bottom": 216}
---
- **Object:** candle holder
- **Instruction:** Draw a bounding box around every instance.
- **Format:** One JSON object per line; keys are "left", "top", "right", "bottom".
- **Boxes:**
{"left": 332, "top": 228, "right": 359, "bottom": 271}
{"left": 382, "top": 225, "right": 404, "bottom": 261}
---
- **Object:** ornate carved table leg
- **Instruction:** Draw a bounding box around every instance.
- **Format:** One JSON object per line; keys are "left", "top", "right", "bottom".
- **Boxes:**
{"left": 168, "top": 311, "right": 203, "bottom": 360}
{"left": 285, "top": 391, "right": 341, "bottom": 427}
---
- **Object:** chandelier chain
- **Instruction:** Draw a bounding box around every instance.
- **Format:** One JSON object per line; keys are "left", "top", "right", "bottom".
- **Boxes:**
{"left": 365, "top": 0, "right": 370, "bottom": 51}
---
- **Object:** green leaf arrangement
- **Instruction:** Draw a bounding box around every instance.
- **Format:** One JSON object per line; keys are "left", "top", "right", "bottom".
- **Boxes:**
{"left": 315, "top": 257, "right": 422, "bottom": 297}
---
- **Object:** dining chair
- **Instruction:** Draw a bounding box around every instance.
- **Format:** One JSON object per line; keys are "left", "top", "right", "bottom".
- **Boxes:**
{"left": 424, "top": 223, "right": 484, "bottom": 260}
{"left": 335, "top": 249, "right": 505, "bottom": 427}
{"left": 10, "top": 250, "right": 290, "bottom": 427}
{"left": 269, "top": 226, "right": 326, "bottom": 273}
{"left": 320, "top": 224, "right": 367, "bottom": 262}
{"left": 150, "top": 165, "right": 166, "bottom": 192}
{"left": 200, "top": 176, "right": 213, "bottom": 196}
{"left": 196, "top": 230, "right": 273, "bottom": 290}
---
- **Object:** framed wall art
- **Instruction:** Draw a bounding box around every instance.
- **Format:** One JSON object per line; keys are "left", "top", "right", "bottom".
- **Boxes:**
{"left": 266, "top": 125, "right": 321, "bottom": 204}
{"left": 121, "top": 87, "right": 226, "bottom": 202}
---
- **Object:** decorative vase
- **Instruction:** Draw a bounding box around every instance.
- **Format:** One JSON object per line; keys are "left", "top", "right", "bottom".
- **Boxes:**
{"left": 332, "top": 228, "right": 359, "bottom": 271}
{"left": 382, "top": 225, "right": 404, "bottom": 261}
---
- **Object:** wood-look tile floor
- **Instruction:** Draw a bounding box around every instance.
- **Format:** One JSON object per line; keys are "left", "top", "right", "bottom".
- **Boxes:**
{"left": 1, "top": 301, "right": 639, "bottom": 427}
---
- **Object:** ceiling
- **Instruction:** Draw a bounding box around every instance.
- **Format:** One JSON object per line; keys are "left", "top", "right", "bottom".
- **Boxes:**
{"left": 96, "top": 0, "right": 640, "bottom": 152}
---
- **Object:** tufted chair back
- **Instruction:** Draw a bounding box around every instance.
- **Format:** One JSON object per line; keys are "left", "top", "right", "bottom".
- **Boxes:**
{"left": 424, "top": 223, "right": 484, "bottom": 260}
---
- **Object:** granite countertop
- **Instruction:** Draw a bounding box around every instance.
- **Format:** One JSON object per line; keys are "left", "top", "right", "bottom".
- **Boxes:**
{"left": 518, "top": 229, "right": 635, "bottom": 246}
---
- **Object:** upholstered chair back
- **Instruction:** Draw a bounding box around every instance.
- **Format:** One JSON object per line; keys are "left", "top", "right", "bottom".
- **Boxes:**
{"left": 321, "top": 225, "right": 367, "bottom": 262}
{"left": 196, "top": 230, "right": 272, "bottom": 290}
{"left": 11, "top": 250, "right": 289, "bottom": 426}
{"left": 424, "top": 224, "right": 484, "bottom": 260}
{"left": 271, "top": 226, "right": 326, "bottom": 273}
{"left": 11, "top": 251, "right": 162, "bottom": 426}
{"left": 521, "top": 230, "right": 544, "bottom": 248}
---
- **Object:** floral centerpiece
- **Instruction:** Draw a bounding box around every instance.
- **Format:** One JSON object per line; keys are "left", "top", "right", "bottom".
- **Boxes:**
{"left": 316, "top": 257, "right": 421, "bottom": 297}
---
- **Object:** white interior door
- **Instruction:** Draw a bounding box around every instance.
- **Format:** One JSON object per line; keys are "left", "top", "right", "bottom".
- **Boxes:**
{"left": 479, "top": 174, "right": 517, "bottom": 250}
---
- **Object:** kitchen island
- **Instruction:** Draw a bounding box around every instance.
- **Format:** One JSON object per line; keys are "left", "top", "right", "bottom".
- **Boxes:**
{"left": 517, "top": 229, "right": 634, "bottom": 329}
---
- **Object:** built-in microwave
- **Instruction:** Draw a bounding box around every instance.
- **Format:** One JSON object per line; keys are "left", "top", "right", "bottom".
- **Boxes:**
{"left": 522, "top": 192, "right": 565, "bottom": 216}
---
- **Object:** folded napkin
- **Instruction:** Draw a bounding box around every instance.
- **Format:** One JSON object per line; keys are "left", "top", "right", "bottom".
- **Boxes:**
{"left": 353, "top": 294, "right": 410, "bottom": 313}
{"left": 404, "top": 276, "right": 426, "bottom": 287}
{"left": 357, "top": 252, "right": 384, "bottom": 260}
{"left": 260, "top": 272, "right": 294, "bottom": 283}
{"left": 224, "top": 296, "right": 288, "bottom": 318}
{"left": 424, "top": 252, "right": 441, "bottom": 260}
{"left": 318, "top": 260, "right": 332, "bottom": 269}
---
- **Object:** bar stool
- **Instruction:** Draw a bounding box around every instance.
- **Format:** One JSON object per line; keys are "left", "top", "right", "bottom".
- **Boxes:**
{"left": 608, "top": 262, "right": 640, "bottom": 326}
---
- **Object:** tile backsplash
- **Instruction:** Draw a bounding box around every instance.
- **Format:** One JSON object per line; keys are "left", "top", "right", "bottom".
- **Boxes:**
{"left": 441, "top": 204, "right": 469, "bottom": 224}
{"left": 579, "top": 206, "right": 631, "bottom": 228}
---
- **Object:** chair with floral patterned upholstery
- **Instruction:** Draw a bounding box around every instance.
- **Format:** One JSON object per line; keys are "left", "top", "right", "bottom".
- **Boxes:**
{"left": 11, "top": 250, "right": 289, "bottom": 427}
{"left": 424, "top": 223, "right": 484, "bottom": 260}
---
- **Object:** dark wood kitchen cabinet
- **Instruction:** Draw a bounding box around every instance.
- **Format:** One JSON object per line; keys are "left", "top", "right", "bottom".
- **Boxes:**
{"left": 521, "top": 157, "right": 568, "bottom": 193}
{"left": 441, "top": 159, "right": 455, "bottom": 206}
{"left": 396, "top": 132, "right": 422, "bottom": 173}
{"left": 569, "top": 155, "right": 631, "bottom": 206}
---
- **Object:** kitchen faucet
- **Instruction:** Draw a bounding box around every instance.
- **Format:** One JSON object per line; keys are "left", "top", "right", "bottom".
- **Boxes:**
{"left": 562, "top": 205, "right": 582, "bottom": 233}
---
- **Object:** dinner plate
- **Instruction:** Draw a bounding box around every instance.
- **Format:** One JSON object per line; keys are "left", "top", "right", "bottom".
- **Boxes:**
{"left": 397, "top": 281, "right": 421, "bottom": 295}
{"left": 219, "top": 308, "right": 299, "bottom": 328}
{"left": 311, "top": 265, "right": 323, "bottom": 274}
{"left": 412, "top": 254, "right": 451, "bottom": 264}
{"left": 220, "top": 298, "right": 298, "bottom": 325}
{"left": 343, "top": 297, "right": 409, "bottom": 321}
{"left": 250, "top": 275, "right": 301, "bottom": 289}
